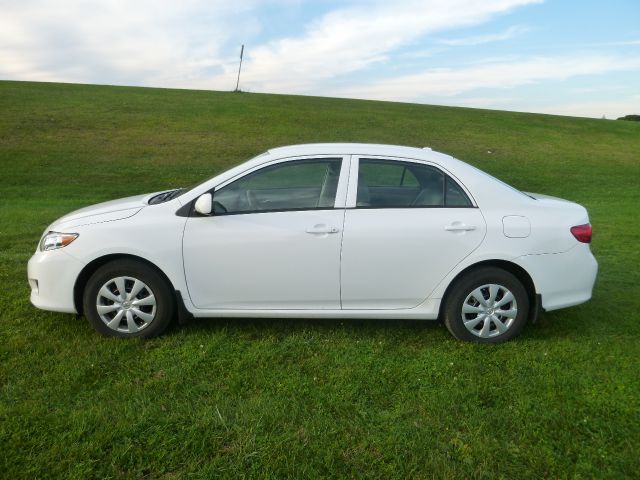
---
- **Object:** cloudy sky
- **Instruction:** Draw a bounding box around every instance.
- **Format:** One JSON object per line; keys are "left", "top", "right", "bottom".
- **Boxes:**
{"left": 1, "top": 0, "right": 639, "bottom": 118}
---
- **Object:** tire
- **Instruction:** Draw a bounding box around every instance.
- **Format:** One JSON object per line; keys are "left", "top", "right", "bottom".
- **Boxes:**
{"left": 83, "top": 259, "right": 175, "bottom": 338}
{"left": 443, "top": 267, "right": 529, "bottom": 343}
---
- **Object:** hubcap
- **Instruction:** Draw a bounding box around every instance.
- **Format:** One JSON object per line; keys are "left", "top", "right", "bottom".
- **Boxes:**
{"left": 461, "top": 283, "right": 518, "bottom": 338}
{"left": 96, "top": 276, "right": 156, "bottom": 333}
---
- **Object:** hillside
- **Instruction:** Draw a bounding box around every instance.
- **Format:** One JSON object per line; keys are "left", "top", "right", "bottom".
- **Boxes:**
{"left": 1, "top": 80, "right": 639, "bottom": 478}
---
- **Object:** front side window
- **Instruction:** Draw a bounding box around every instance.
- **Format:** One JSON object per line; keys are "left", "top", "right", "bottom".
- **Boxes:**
{"left": 213, "top": 158, "right": 342, "bottom": 214}
{"left": 356, "top": 159, "right": 471, "bottom": 208}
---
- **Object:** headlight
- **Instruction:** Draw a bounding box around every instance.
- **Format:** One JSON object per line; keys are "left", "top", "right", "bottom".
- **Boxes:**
{"left": 40, "top": 232, "right": 79, "bottom": 251}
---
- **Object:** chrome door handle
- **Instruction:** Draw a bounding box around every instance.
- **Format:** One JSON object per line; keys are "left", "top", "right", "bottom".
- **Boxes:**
{"left": 306, "top": 224, "right": 339, "bottom": 234}
{"left": 444, "top": 224, "right": 477, "bottom": 232}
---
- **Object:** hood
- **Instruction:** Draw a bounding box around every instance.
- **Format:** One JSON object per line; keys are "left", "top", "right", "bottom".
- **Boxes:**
{"left": 51, "top": 193, "right": 154, "bottom": 229}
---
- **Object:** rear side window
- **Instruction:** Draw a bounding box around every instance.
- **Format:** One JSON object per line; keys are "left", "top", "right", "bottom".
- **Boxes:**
{"left": 445, "top": 176, "right": 472, "bottom": 206}
{"left": 357, "top": 159, "right": 471, "bottom": 208}
{"left": 361, "top": 162, "right": 419, "bottom": 187}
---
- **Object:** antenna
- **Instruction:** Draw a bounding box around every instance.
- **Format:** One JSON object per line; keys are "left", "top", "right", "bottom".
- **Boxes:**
{"left": 235, "top": 44, "right": 244, "bottom": 92}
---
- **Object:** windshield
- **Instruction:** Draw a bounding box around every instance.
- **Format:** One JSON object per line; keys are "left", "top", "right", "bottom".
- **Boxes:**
{"left": 174, "top": 151, "right": 271, "bottom": 199}
{"left": 148, "top": 188, "right": 186, "bottom": 205}
{"left": 176, "top": 174, "right": 218, "bottom": 197}
{"left": 466, "top": 163, "right": 536, "bottom": 200}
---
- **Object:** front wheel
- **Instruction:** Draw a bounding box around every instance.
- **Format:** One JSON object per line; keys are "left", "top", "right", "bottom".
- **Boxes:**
{"left": 443, "top": 267, "right": 529, "bottom": 343}
{"left": 83, "top": 259, "right": 175, "bottom": 338}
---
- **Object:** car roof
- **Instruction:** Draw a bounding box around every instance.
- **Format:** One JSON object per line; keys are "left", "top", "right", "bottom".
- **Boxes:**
{"left": 179, "top": 142, "right": 528, "bottom": 208}
{"left": 267, "top": 143, "right": 452, "bottom": 163}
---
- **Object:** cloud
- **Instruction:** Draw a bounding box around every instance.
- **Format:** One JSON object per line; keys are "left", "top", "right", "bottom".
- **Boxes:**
{"left": 0, "top": 0, "right": 542, "bottom": 92}
{"left": 438, "top": 25, "right": 529, "bottom": 46}
{"left": 535, "top": 99, "right": 640, "bottom": 119}
{"left": 220, "top": 0, "right": 542, "bottom": 92}
{"left": 581, "top": 39, "right": 640, "bottom": 48}
{"left": 0, "top": 0, "right": 259, "bottom": 88}
{"left": 451, "top": 96, "right": 521, "bottom": 107}
{"left": 332, "top": 54, "right": 640, "bottom": 101}
{"left": 0, "top": 0, "right": 543, "bottom": 93}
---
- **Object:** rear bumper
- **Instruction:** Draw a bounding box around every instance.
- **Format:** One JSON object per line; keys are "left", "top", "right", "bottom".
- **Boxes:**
{"left": 514, "top": 244, "right": 598, "bottom": 311}
{"left": 27, "top": 250, "right": 84, "bottom": 314}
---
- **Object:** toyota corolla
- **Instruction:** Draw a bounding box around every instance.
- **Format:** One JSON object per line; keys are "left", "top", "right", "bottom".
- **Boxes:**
{"left": 28, "top": 144, "right": 597, "bottom": 342}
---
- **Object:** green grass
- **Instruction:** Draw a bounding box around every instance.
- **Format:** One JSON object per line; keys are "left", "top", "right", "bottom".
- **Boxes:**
{"left": 1, "top": 80, "right": 639, "bottom": 479}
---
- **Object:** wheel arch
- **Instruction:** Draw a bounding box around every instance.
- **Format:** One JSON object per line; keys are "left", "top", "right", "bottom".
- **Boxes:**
{"left": 438, "top": 259, "right": 541, "bottom": 323}
{"left": 73, "top": 253, "right": 177, "bottom": 315}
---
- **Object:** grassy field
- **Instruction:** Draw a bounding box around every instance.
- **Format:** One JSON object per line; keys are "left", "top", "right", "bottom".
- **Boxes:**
{"left": 1, "top": 80, "right": 639, "bottom": 479}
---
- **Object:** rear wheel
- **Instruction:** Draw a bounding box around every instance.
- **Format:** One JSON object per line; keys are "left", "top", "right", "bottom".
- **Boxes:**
{"left": 444, "top": 267, "right": 529, "bottom": 343}
{"left": 83, "top": 259, "right": 175, "bottom": 338}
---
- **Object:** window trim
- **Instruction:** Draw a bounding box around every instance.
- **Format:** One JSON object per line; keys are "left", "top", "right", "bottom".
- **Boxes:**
{"left": 200, "top": 206, "right": 341, "bottom": 218}
{"left": 196, "top": 156, "right": 349, "bottom": 217}
{"left": 346, "top": 156, "right": 477, "bottom": 209}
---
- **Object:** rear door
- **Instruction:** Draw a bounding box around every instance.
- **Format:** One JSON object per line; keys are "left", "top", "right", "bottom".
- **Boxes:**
{"left": 340, "top": 157, "right": 486, "bottom": 309}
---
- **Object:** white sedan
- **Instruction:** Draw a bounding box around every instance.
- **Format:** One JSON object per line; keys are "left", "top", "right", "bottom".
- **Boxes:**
{"left": 28, "top": 144, "right": 597, "bottom": 342}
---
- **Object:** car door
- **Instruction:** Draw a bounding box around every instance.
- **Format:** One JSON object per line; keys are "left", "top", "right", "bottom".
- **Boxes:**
{"left": 340, "top": 157, "right": 486, "bottom": 309}
{"left": 183, "top": 156, "right": 348, "bottom": 310}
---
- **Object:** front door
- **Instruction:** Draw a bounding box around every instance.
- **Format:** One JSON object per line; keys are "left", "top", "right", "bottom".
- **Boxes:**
{"left": 183, "top": 157, "right": 346, "bottom": 310}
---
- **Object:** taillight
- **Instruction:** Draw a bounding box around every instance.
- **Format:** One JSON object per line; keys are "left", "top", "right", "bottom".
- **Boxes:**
{"left": 570, "top": 223, "right": 592, "bottom": 243}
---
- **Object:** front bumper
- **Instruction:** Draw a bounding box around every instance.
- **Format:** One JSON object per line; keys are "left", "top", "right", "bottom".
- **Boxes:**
{"left": 514, "top": 243, "right": 598, "bottom": 311}
{"left": 27, "top": 249, "right": 85, "bottom": 314}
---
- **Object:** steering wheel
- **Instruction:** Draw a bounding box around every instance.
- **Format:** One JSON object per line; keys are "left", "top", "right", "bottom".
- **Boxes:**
{"left": 243, "top": 190, "right": 257, "bottom": 210}
{"left": 212, "top": 200, "right": 227, "bottom": 214}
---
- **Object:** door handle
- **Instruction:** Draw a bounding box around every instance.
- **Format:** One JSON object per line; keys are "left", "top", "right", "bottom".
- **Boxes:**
{"left": 444, "top": 223, "right": 477, "bottom": 232}
{"left": 306, "top": 224, "right": 339, "bottom": 234}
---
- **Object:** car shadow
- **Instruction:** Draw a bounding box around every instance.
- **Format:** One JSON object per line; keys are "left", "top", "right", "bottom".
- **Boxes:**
{"left": 175, "top": 314, "right": 445, "bottom": 338}
{"left": 172, "top": 308, "right": 595, "bottom": 343}
{"left": 519, "top": 305, "right": 598, "bottom": 342}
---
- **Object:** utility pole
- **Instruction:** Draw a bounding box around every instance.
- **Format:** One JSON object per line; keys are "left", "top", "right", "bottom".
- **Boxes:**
{"left": 235, "top": 44, "right": 244, "bottom": 92}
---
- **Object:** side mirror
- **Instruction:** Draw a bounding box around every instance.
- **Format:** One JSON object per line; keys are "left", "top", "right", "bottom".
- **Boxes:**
{"left": 194, "top": 193, "right": 213, "bottom": 215}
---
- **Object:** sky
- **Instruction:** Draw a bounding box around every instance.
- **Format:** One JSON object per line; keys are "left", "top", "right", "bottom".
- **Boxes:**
{"left": 1, "top": 0, "right": 639, "bottom": 118}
